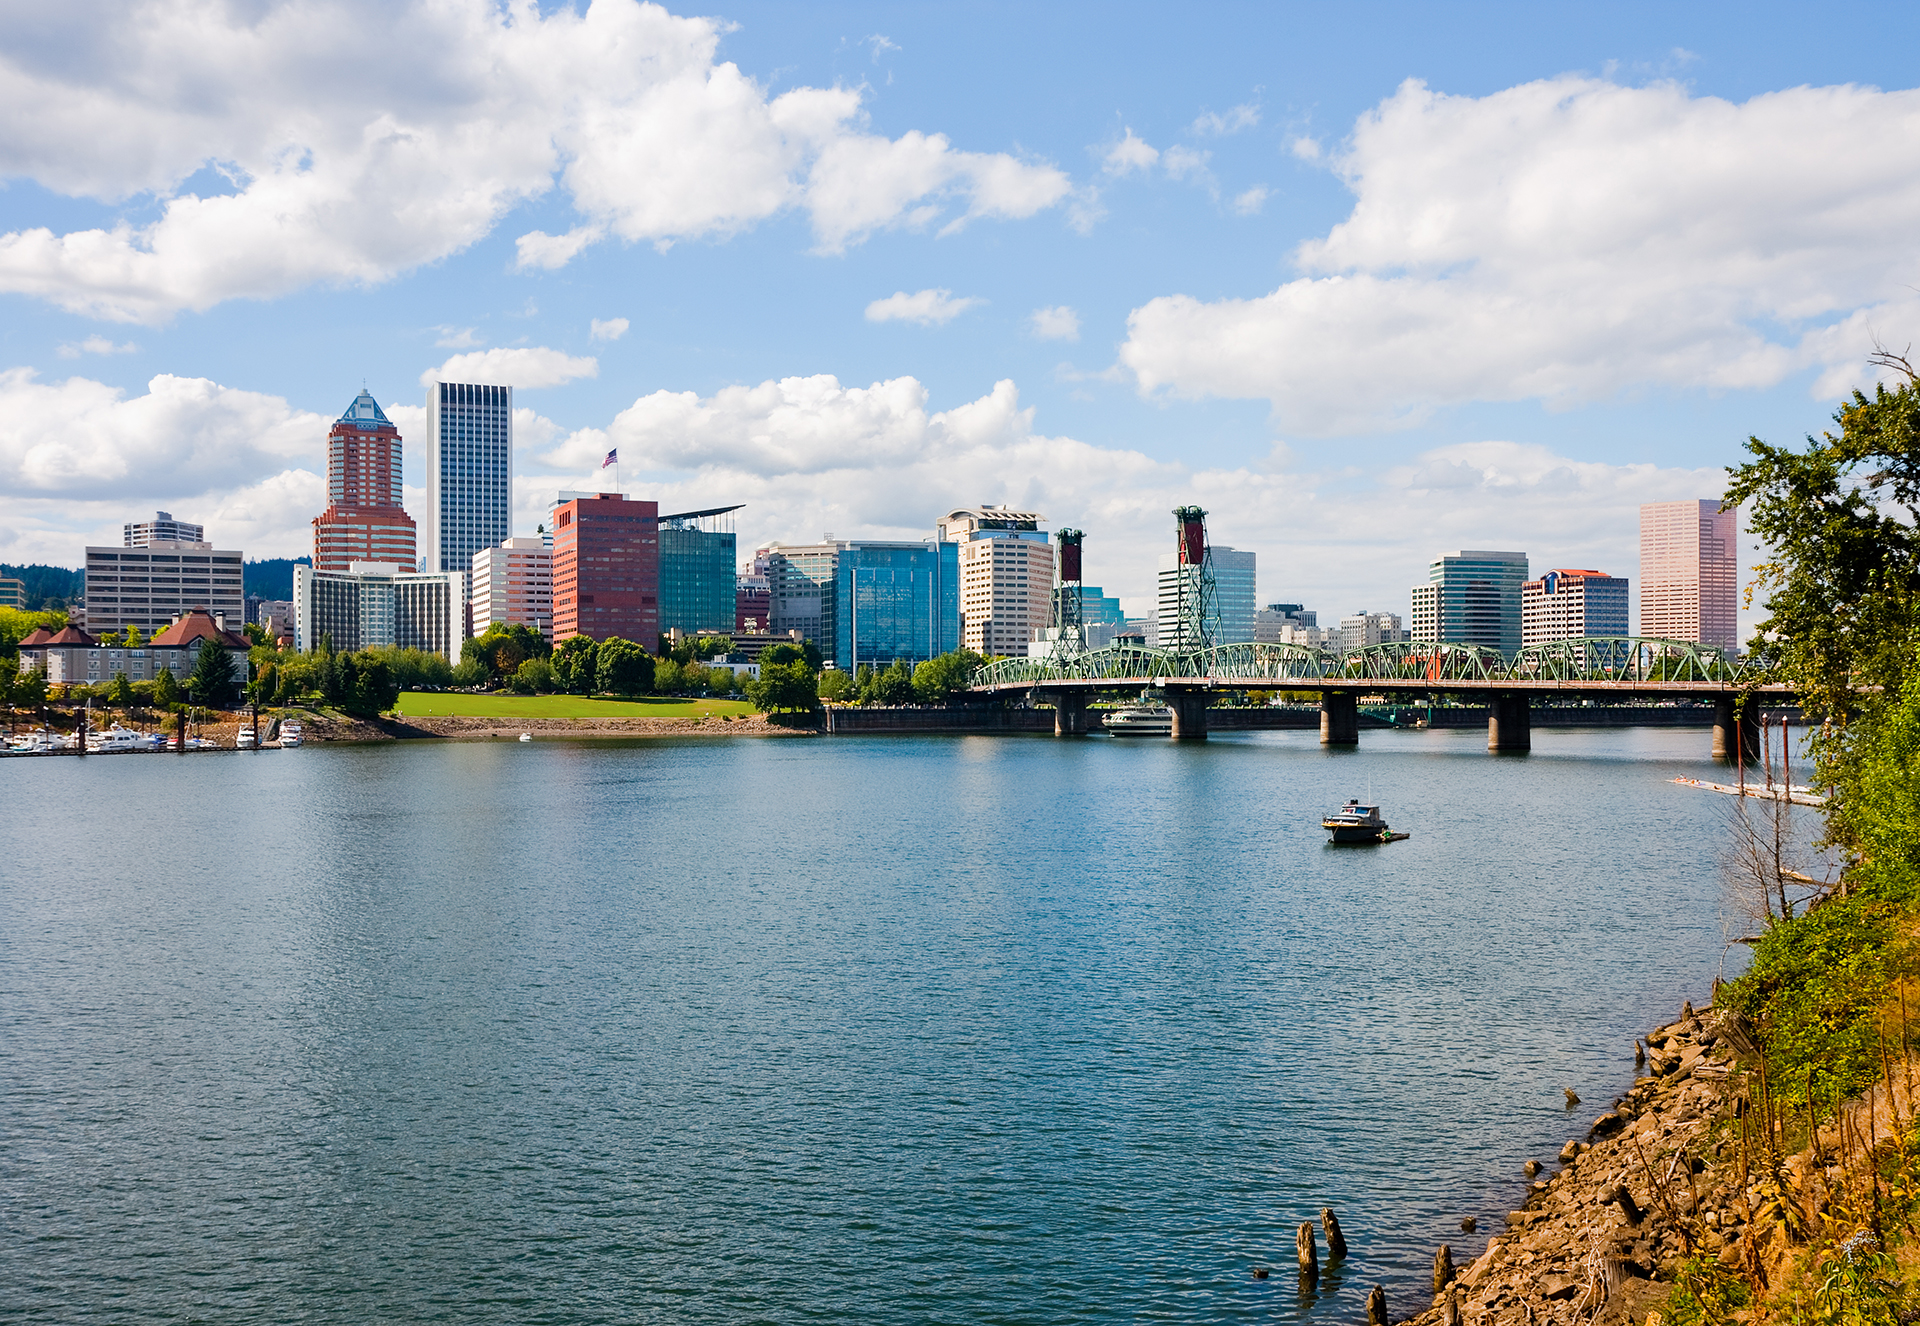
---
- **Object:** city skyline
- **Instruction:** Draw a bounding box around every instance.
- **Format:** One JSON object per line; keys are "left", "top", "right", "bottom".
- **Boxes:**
{"left": 9, "top": 3, "right": 1914, "bottom": 633}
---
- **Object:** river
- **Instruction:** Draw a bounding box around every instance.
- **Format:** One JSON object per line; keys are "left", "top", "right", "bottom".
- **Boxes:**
{"left": 1, "top": 727, "right": 1751, "bottom": 1322}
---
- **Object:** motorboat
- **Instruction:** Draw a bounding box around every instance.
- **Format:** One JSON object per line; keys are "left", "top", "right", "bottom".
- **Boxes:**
{"left": 519, "top": 733, "right": 532, "bottom": 742}
{"left": 1322, "top": 800, "right": 1405, "bottom": 844}
{"left": 8, "top": 729, "right": 73, "bottom": 754}
{"left": 1102, "top": 691, "right": 1173, "bottom": 736}
{"left": 276, "top": 721, "right": 304, "bottom": 748}
{"left": 236, "top": 726, "right": 257, "bottom": 749}
{"left": 86, "top": 724, "right": 151, "bottom": 753}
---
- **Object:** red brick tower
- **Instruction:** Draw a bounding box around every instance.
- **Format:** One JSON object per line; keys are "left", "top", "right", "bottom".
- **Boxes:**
{"left": 313, "top": 390, "right": 417, "bottom": 572}
{"left": 552, "top": 493, "right": 659, "bottom": 643}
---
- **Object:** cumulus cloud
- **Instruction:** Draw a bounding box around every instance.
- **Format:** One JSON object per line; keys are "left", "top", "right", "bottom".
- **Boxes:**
{"left": 423, "top": 347, "right": 597, "bottom": 389}
{"left": 1102, "top": 128, "right": 1160, "bottom": 176}
{"left": 864, "top": 288, "right": 982, "bottom": 326}
{"left": 0, "top": 0, "right": 1072, "bottom": 322}
{"left": 1122, "top": 76, "right": 1920, "bottom": 432}
{"left": 434, "top": 326, "right": 484, "bottom": 349}
{"left": 1161, "top": 145, "right": 1211, "bottom": 182}
{"left": 56, "top": 335, "right": 137, "bottom": 358}
{"left": 1029, "top": 305, "right": 1081, "bottom": 341}
{"left": 1231, "top": 186, "right": 1268, "bottom": 216}
{"left": 590, "top": 317, "right": 630, "bottom": 342}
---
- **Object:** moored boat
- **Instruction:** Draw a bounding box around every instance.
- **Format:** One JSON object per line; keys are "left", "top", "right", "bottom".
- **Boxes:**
{"left": 1102, "top": 691, "right": 1173, "bottom": 736}
{"left": 236, "top": 726, "right": 256, "bottom": 749}
{"left": 86, "top": 724, "right": 152, "bottom": 753}
{"left": 1322, "top": 799, "right": 1403, "bottom": 844}
{"left": 276, "top": 721, "right": 304, "bottom": 748}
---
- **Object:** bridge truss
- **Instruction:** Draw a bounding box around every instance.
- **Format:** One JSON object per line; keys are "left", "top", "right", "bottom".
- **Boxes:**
{"left": 971, "top": 636, "right": 1762, "bottom": 691}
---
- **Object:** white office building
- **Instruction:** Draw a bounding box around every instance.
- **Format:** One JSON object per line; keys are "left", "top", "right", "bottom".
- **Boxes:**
{"left": 294, "top": 562, "right": 467, "bottom": 659}
{"left": 124, "top": 511, "right": 205, "bottom": 547}
{"left": 84, "top": 539, "right": 245, "bottom": 638}
{"left": 937, "top": 507, "right": 1054, "bottom": 658}
{"left": 1255, "top": 603, "right": 1326, "bottom": 648}
{"left": 1338, "top": 611, "right": 1408, "bottom": 650}
{"left": 472, "top": 538, "right": 554, "bottom": 643}
{"left": 422, "top": 380, "right": 513, "bottom": 575}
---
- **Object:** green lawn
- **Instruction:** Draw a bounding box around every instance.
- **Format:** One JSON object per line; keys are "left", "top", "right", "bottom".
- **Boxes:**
{"left": 395, "top": 692, "right": 756, "bottom": 719}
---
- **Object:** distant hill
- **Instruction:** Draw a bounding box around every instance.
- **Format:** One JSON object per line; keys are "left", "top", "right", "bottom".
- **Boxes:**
{"left": 244, "top": 557, "right": 311, "bottom": 601}
{"left": 1, "top": 564, "right": 82, "bottom": 611}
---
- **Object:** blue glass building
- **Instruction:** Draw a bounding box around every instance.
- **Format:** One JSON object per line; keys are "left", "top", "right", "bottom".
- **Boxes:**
{"left": 834, "top": 541, "right": 961, "bottom": 672}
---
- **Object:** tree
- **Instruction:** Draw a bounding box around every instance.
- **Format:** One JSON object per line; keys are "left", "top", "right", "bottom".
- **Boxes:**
{"left": 551, "top": 636, "right": 597, "bottom": 693}
{"left": 15, "top": 667, "right": 48, "bottom": 715}
{"left": 153, "top": 667, "right": 181, "bottom": 708}
{"left": 596, "top": 636, "right": 654, "bottom": 695}
{"left": 655, "top": 658, "right": 687, "bottom": 694}
{"left": 746, "top": 660, "right": 818, "bottom": 714}
{"left": 509, "top": 657, "right": 554, "bottom": 694}
{"left": 911, "top": 649, "right": 985, "bottom": 703}
{"left": 243, "top": 621, "right": 270, "bottom": 647}
{"left": 123, "top": 624, "right": 144, "bottom": 648}
{"left": 761, "top": 639, "right": 822, "bottom": 670}
{"left": 866, "top": 659, "right": 914, "bottom": 705}
{"left": 349, "top": 655, "right": 398, "bottom": 715}
{"left": 190, "top": 642, "right": 240, "bottom": 706}
{"left": 110, "top": 672, "right": 135, "bottom": 707}
{"left": 463, "top": 623, "right": 551, "bottom": 682}
{"left": 251, "top": 663, "right": 278, "bottom": 706}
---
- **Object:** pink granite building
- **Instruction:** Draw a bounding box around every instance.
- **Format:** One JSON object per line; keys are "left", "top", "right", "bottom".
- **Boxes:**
{"left": 1639, "top": 500, "right": 1738, "bottom": 651}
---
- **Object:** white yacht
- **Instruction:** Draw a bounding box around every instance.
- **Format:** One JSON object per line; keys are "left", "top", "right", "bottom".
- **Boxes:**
{"left": 86, "top": 724, "right": 150, "bottom": 753}
{"left": 1102, "top": 691, "right": 1173, "bottom": 736}
{"left": 276, "top": 720, "right": 304, "bottom": 748}
{"left": 236, "top": 726, "right": 257, "bottom": 749}
{"left": 7, "top": 729, "right": 71, "bottom": 754}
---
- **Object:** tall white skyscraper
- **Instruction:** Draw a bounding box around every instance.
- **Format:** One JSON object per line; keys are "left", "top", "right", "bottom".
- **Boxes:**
{"left": 423, "top": 380, "right": 514, "bottom": 574}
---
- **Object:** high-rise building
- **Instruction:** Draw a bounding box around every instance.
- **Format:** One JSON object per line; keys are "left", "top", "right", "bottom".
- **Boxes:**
{"left": 312, "top": 390, "right": 417, "bottom": 572}
{"left": 1050, "top": 584, "right": 1126, "bottom": 634}
{"left": 293, "top": 562, "right": 466, "bottom": 659}
{"left": 659, "top": 506, "right": 740, "bottom": 636}
{"left": 1338, "top": 611, "right": 1408, "bottom": 650}
{"left": 1409, "top": 550, "right": 1529, "bottom": 653}
{"left": 124, "top": 511, "right": 203, "bottom": 546}
{"left": 423, "top": 380, "right": 513, "bottom": 575}
{"left": 735, "top": 566, "right": 771, "bottom": 633}
{"left": 1521, "top": 569, "right": 1629, "bottom": 646}
{"left": 759, "top": 539, "right": 959, "bottom": 669}
{"left": 0, "top": 577, "right": 24, "bottom": 609}
{"left": 937, "top": 506, "right": 1054, "bottom": 658}
{"left": 471, "top": 538, "right": 553, "bottom": 642}
{"left": 84, "top": 537, "right": 245, "bottom": 637}
{"left": 1208, "top": 546, "right": 1257, "bottom": 643}
{"left": 1639, "top": 500, "right": 1738, "bottom": 650}
{"left": 551, "top": 493, "right": 659, "bottom": 643}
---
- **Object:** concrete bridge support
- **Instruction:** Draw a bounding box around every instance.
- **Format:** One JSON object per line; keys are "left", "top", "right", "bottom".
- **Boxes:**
{"left": 1320, "top": 691, "right": 1359, "bottom": 746}
{"left": 1039, "top": 689, "right": 1089, "bottom": 735}
{"left": 1487, "top": 693, "right": 1531, "bottom": 753}
{"left": 1168, "top": 691, "right": 1210, "bottom": 740}
{"left": 1711, "top": 696, "right": 1760, "bottom": 765}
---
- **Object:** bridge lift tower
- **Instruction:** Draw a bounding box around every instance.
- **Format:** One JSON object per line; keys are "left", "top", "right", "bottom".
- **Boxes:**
{"left": 1054, "top": 528, "right": 1085, "bottom": 654}
{"left": 1171, "top": 505, "right": 1220, "bottom": 654}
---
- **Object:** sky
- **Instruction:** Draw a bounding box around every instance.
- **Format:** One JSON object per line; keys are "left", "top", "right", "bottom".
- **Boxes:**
{"left": 5, "top": 0, "right": 1920, "bottom": 631}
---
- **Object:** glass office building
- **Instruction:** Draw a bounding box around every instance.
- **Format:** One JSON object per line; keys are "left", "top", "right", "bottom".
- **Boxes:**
{"left": 659, "top": 506, "right": 740, "bottom": 636}
{"left": 1409, "top": 549, "right": 1529, "bottom": 653}
{"left": 423, "top": 380, "right": 513, "bottom": 575}
{"left": 836, "top": 541, "right": 961, "bottom": 672}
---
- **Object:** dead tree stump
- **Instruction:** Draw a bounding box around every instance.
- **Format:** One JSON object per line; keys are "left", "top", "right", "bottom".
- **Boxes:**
{"left": 1433, "top": 1243, "right": 1455, "bottom": 1296}
{"left": 1366, "top": 1284, "right": 1388, "bottom": 1326}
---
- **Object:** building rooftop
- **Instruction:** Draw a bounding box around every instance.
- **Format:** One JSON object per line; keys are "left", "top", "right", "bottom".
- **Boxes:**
{"left": 149, "top": 610, "right": 247, "bottom": 650}
{"left": 336, "top": 389, "right": 394, "bottom": 431}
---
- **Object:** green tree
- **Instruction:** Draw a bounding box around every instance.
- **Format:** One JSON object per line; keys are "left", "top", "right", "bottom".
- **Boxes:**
{"left": 551, "top": 636, "right": 598, "bottom": 693}
{"left": 153, "top": 667, "right": 180, "bottom": 708}
{"left": 349, "top": 655, "right": 398, "bottom": 716}
{"left": 189, "top": 643, "right": 240, "bottom": 706}
{"left": 122, "top": 624, "right": 144, "bottom": 648}
{"left": 243, "top": 621, "right": 270, "bottom": 647}
{"left": 596, "top": 637, "right": 654, "bottom": 695}
{"left": 746, "top": 660, "right": 818, "bottom": 714}
{"left": 867, "top": 658, "right": 914, "bottom": 705}
{"left": 463, "top": 623, "right": 552, "bottom": 682}
{"left": 110, "top": 672, "right": 135, "bottom": 707}
{"left": 817, "top": 667, "right": 852, "bottom": 701}
{"left": 761, "top": 639, "right": 822, "bottom": 670}
{"left": 509, "top": 657, "right": 554, "bottom": 694}
{"left": 911, "top": 649, "right": 985, "bottom": 703}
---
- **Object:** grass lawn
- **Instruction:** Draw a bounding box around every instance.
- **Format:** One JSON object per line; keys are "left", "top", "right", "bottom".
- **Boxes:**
{"left": 396, "top": 692, "right": 756, "bottom": 719}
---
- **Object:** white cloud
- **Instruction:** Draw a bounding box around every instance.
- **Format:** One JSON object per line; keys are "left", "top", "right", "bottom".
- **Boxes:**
{"left": 1029, "top": 305, "right": 1081, "bottom": 341}
{"left": 1161, "top": 145, "right": 1212, "bottom": 182}
{"left": 433, "top": 326, "right": 484, "bottom": 349}
{"left": 1122, "top": 75, "right": 1920, "bottom": 433}
{"left": 1289, "top": 136, "right": 1322, "bottom": 161}
{"left": 864, "top": 34, "right": 899, "bottom": 61}
{"left": 1232, "top": 187, "right": 1269, "bottom": 216}
{"left": 864, "top": 288, "right": 982, "bottom": 326}
{"left": 56, "top": 335, "right": 137, "bottom": 358}
{"left": 1193, "top": 103, "right": 1260, "bottom": 136}
{"left": 1102, "top": 128, "right": 1160, "bottom": 176}
{"left": 423, "top": 347, "right": 598, "bottom": 390}
{"left": 590, "top": 317, "right": 630, "bottom": 342}
{"left": 0, "top": 0, "right": 1072, "bottom": 322}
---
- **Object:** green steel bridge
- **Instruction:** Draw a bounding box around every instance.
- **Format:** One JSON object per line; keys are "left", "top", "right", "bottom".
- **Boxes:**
{"left": 966, "top": 637, "right": 1794, "bottom": 751}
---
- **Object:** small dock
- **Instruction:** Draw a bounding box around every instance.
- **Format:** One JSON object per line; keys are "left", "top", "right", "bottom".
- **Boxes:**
{"left": 1669, "top": 776, "right": 1825, "bottom": 807}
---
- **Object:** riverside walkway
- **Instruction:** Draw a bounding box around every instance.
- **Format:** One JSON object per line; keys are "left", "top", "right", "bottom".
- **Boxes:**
{"left": 966, "top": 637, "right": 1796, "bottom": 754}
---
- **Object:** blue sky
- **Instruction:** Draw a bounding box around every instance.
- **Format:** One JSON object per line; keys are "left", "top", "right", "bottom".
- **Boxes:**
{"left": 5, "top": 0, "right": 1919, "bottom": 628}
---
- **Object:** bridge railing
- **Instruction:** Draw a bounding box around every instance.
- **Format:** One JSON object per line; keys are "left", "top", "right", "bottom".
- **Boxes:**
{"left": 971, "top": 636, "right": 1768, "bottom": 690}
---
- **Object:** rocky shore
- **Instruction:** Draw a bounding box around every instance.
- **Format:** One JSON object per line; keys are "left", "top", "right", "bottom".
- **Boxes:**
{"left": 1395, "top": 1002, "right": 1752, "bottom": 1324}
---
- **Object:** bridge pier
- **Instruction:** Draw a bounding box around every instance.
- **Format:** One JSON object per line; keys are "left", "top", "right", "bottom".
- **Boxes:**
{"left": 1168, "top": 690, "right": 1210, "bottom": 740}
{"left": 1487, "top": 693, "right": 1531, "bottom": 753}
{"left": 1320, "top": 691, "right": 1358, "bottom": 746}
{"left": 1038, "top": 688, "right": 1089, "bottom": 735}
{"left": 1711, "top": 696, "right": 1760, "bottom": 764}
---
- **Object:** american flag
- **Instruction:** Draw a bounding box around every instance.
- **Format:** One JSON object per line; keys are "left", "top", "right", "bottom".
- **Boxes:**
{"left": 600, "top": 448, "right": 618, "bottom": 469}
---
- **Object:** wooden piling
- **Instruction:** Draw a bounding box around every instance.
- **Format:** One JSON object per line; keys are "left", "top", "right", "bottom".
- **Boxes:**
{"left": 1432, "top": 1244, "right": 1454, "bottom": 1297}
{"left": 1320, "top": 1208, "right": 1348, "bottom": 1260}
{"left": 1366, "top": 1284, "right": 1388, "bottom": 1326}
{"left": 1296, "top": 1221, "right": 1317, "bottom": 1280}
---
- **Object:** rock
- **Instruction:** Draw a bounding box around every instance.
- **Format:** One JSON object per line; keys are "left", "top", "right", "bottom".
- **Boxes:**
{"left": 1443, "top": 1283, "right": 1462, "bottom": 1326}
{"left": 1459, "top": 1216, "right": 1476, "bottom": 1233}
{"left": 1558, "top": 1140, "right": 1580, "bottom": 1164}
{"left": 1565, "top": 1087, "right": 1581, "bottom": 1107}
{"left": 1524, "top": 1159, "right": 1541, "bottom": 1177}
{"left": 1539, "top": 1273, "right": 1581, "bottom": 1300}
{"left": 1251, "top": 1266, "right": 1268, "bottom": 1279}
{"left": 1591, "top": 1111, "right": 1626, "bottom": 1136}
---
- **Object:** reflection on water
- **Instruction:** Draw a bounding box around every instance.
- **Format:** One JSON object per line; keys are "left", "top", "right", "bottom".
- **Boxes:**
{"left": 3, "top": 728, "right": 1751, "bottom": 1323}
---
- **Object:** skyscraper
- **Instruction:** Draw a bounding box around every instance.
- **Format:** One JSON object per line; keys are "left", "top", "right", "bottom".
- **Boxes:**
{"left": 759, "top": 538, "right": 960, "bottom": 668}
{"left": 1207, "top": 546, "right": 1256, "bottom": 643}
{"left": 312, "top": 390, "right": 416, "bottom": 572}
{"left": 659, "top": 505, "right": 741, "bottom": 636}
{"left": 124, "top": 511, "right": 204, "bottom": 546}
{"left": 937, "top": 506, "right": 1053, "bottom": 657}
{"left": 1521, "top": 569, "right": 1629, "bottom": 645}
{"left": 423, "top": 380, "right": 513, "bottom": 575}
{"left": 1409, "top": 550, "right": 1529, "bottom": 653}
{"left": 551, "top": 493, "right": 659, "bottom": 643}
{"left": 1639, "top": 500, "right": 1738, "bottom": 650}
{"left": 471, "top": 538, "right": 553, "bottom": 643}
